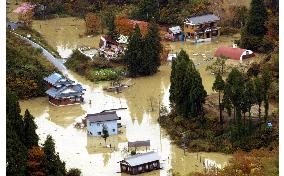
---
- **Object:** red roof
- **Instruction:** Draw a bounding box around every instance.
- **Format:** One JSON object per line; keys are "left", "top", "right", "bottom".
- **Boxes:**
{"left": 214, "top": 46, "right": 254, "bottom": 60}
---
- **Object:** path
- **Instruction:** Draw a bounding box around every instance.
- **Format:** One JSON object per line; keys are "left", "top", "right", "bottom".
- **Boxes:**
{"left": 11, "top": 32, "right": 67, "bottom": 72}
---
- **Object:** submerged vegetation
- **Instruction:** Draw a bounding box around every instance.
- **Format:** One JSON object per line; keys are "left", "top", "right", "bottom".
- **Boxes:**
{"left": 65, "top": 50, "right": 125, "bottom": 81}
{"left": 6, "top": 33, "right": 57, "bottom": 99}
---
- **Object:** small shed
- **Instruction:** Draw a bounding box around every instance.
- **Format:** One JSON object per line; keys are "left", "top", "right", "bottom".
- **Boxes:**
{"left": 128, "top": 140, "right": 150, "bottom": 151}
{"left": 119, "top": 151, "right": 160, "bottom": 175}
{"left": 86, "top": 111, "right": 121, "bottom": 136}
{"left": 214, "top": 46, "right": 255, "bottom": 62}
{"left": 168, "top": 26, "right": 182, "bottom": 40}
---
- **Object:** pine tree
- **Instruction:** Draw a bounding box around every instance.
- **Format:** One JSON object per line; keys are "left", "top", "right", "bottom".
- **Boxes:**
{"left": 224, "top": 68, "right": 245, "bottom": 122}
{"left": 23, "top": 109, "right": 39, "bottom": 149}
{"left": 105, "top": 12, "right": 118, "bottom": 40}
{"left": 169, "top": 50, "right": 207, "bottom": 118}
{"left": 212, "top": 73, "right": 225, "bottom": 124}
{"left": 141, "top": 21, "right": 161, "bottom": 75}
{"left": 240, "top": 0, "right": 268, "bottom": 51}
{"left": 254, "top": 76, "right": 264, "bottom": 119}
{"left": 124, "top": 25, "right": 143, "bottom": 77}
{"left": 42, "top": 135, "right": 66, "bottom": 176}
{"left": 262, "top": 65, "right": 272, "bottom": 122}
{"left": 6, "top": 89, "right": 27, "bottom": 176}
{"left": 131, "top": 0, "right": 160, "bottom": 22}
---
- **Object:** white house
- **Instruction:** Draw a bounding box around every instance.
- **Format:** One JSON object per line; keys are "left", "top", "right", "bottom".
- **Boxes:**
{"left": 86, "top": 111, "right": 121, "bottom": 136}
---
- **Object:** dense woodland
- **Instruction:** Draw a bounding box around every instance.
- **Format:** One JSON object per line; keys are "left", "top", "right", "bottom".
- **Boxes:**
{"left": 6, "top": 33, "right": 58, "bottom": 99}
{"left": 6, "top": 90, "right": 81, "bottom": 176}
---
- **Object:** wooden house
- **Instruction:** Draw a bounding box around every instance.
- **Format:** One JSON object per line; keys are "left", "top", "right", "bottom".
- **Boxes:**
{"left": 214, "top": 46, "right": 255, "bottom": 62}
{"left": 184, "top": 14, "right": 220, "bottom": 43}
{"left": 119, "top": 151, "right": 160, "bottom": 175}
{"left": 44, "top": 73, "right": 85, "bottom": 106}
{"left": 86, "top": 111, "right": 121, "bottom": 136}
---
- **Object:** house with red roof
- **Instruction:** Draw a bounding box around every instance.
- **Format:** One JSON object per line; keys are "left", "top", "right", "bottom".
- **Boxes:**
{"left": 214, "top": 46, "right": 255, "bottom": 62}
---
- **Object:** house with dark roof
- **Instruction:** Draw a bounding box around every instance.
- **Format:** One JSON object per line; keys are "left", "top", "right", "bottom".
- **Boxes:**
{"left": 183, "top": 14, "right": 220, "bottom": 43}
{"left": 119, "top": 151, "right": 161, "bottom": 175}
{"left": 44, "top": 73, "right": 85, "bottom": 106}
{"left": 86, "top": 111, "right": 121, "bottom": 136}
{"left": 214, "top": 46, "right": 255, "bottom": 62}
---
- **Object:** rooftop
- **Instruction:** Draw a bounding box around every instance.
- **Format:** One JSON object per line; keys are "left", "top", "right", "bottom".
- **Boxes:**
{"left": 169, "top": 26, "right": 182, "bottom": 34}
{"left": 46, "top": 84, "right": 85, "bottom": 99}
{"left": 128, "top": 140, "right": 150, "bottom": 148}
{"left": 185, "top": 14, "right": 220, "bottom": 25}
{"left": 44, "top": 73, "right": 74, "bottom": 86}
{"left": 86, "top": 111, "right": 120, "bottom": 123}
{"left": 122, "top": 151, "right": 160, "bottom": 166}
{"left": 214, "top": 46, "right": 254, "bottom": 60}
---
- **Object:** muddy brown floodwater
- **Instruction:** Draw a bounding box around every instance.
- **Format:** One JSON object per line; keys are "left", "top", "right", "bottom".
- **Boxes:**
{"left": 11, "top": 15, "right": 238, "bottom": 176}
{"left": 20, "top": 65, "right": 232, "bottom": 176}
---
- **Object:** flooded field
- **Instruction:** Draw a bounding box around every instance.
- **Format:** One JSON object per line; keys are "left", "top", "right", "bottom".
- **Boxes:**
{"left": 20, "top": 66, "right": 232, "bottom": 176}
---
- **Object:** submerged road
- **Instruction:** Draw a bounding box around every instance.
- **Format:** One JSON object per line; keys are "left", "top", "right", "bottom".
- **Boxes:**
{"left": 11, "top": 32, "right": 67, "bottom": 72}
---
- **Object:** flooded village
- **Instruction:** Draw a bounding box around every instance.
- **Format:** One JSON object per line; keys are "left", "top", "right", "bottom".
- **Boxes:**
{"left": 6, "top": 0, "right": 279, "bottom": 176}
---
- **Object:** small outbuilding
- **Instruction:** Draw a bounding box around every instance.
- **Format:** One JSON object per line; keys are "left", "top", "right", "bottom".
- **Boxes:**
{"left": 214, "top": 46, "right": 255, "bottom": 62}
{"left": 86, "top": 111, "right": 121, "bottom": 136}
{"left": 119, "top": 151, "right": 160, "bottom": 175}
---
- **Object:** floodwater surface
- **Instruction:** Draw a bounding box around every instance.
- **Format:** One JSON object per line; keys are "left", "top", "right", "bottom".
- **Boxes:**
{"left": 20, "top": 66, "right": 232, "bottom": 176}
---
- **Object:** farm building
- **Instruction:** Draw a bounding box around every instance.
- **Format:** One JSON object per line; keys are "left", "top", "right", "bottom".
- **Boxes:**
{"left": 214, "top": 46, "right": 255, "bottom": 62}
{"left": 86, "top": 111, "right": 121, "bottom": 136}
{"left": 119, "top": 151, "right": 160, "bottom": 175}
{"left": 115, "top": 18, "right": 148, "bottom": 36}
{"left": 44, "top": 73, "right": 85, "bottom": 106}
{"left": 128, "top": 140, "right": 150, "bottom": 151}
{"left": 184, "top": 14, "right": 220, "bottom": 43}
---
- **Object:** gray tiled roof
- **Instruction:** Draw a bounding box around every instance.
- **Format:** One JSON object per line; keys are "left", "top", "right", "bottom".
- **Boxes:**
{"left": 123, "top": 151, "right": 160, "bottom": 166}
{"left": 44, "top": 73, "right": 74, "bottom": 86}
{"left": 86, "top": 111, "right": 120, "bottom": 123}
{"left": 185, "top": 14, "right": 220, "bottom": 25}
{"left": 46, "top": 84, "right": 85, "bottom": 99}
{"left": 128, "top": 140, "right": 150, "bottom": 148}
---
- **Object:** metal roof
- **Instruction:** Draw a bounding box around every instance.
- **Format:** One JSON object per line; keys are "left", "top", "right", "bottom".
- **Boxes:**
{"left": 185, "top": 14, "right": 220, "bottom": 25}
{"left": 44, "top": 73, "right": 74, "bottom": 86}
{"left": 214, "top": 46, "right": 254, "bottom": 60}
{"left": 169, "top": 26, "right": 182, "bottom": 34}
{"left": 123, "top": 151, "right": 160, "bottom": 166}
{"left": 86, "top": 111, "right": 120, "bottom": 123}
{"left": 128, "top": 140, "right": 150, "bottom": 148}
{"left": 46, "top": 84, "right": 85, "bottom": 99}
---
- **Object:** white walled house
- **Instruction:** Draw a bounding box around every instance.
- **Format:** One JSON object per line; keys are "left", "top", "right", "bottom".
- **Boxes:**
{"left": 86, "top": 111, "right": 121, "bottom": 136}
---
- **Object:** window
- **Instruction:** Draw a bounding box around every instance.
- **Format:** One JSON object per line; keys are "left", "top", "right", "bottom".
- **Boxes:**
{"left": 98, "top": 132, "right": 101, "bottom": 135}
{"left": 112, "top": 129, "right": 115, "bottom": 132}
{"left": 97, "top": 123, "right": 100, "bottom": 126}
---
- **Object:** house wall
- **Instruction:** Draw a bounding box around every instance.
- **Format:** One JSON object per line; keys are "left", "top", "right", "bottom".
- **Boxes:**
{"left": 49, "top": 96, "right": 83, "bottom": 106}
{"left": 87, "top": 120, "right": 118, "bottom": 136}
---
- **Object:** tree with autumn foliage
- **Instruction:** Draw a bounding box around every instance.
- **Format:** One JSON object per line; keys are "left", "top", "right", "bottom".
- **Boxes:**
{"left": 27, "top": 146, "right": 46, "bottom": 176}
{"left": 85, "top": 12, "right": 101, "bottom": 35}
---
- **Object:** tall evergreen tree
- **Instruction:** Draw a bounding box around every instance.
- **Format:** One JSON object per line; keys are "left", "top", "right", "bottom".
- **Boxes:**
{"left": 224, "top": 68, "right": 245, "bottom": 122}
{"left": 131, "top": 0, "right": 160, "bottom": 21}
{"left": 262, "top": 65, "right": 272, "bottom": 122}
{"left": 124, "top": 25, "right": 143, "bottom": 77}
{"left": 141, "top": 21, "right": 161, "bottom": 75}
{"left": 6, "top": 89, "right": 27, "bottom": 175}
{"left": 105, "top": 12, "right": 118, "bottom": 40}
{"left": 23, "top": 109, "right": 39, "bottom": 149}
{"left": 240, "top": 0, "right": 268, "bottom": 51}
{"left": 212, "top": 73, "right": 225, "bottom": 124}
{"left": 169, "top": 49, "right": 207, "bottom": 118}
{"left": 42, "top": 135, "right": 66, "bottom": 176}
{"left": 254, "top": 76, "right": 264, "bottom": 119}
